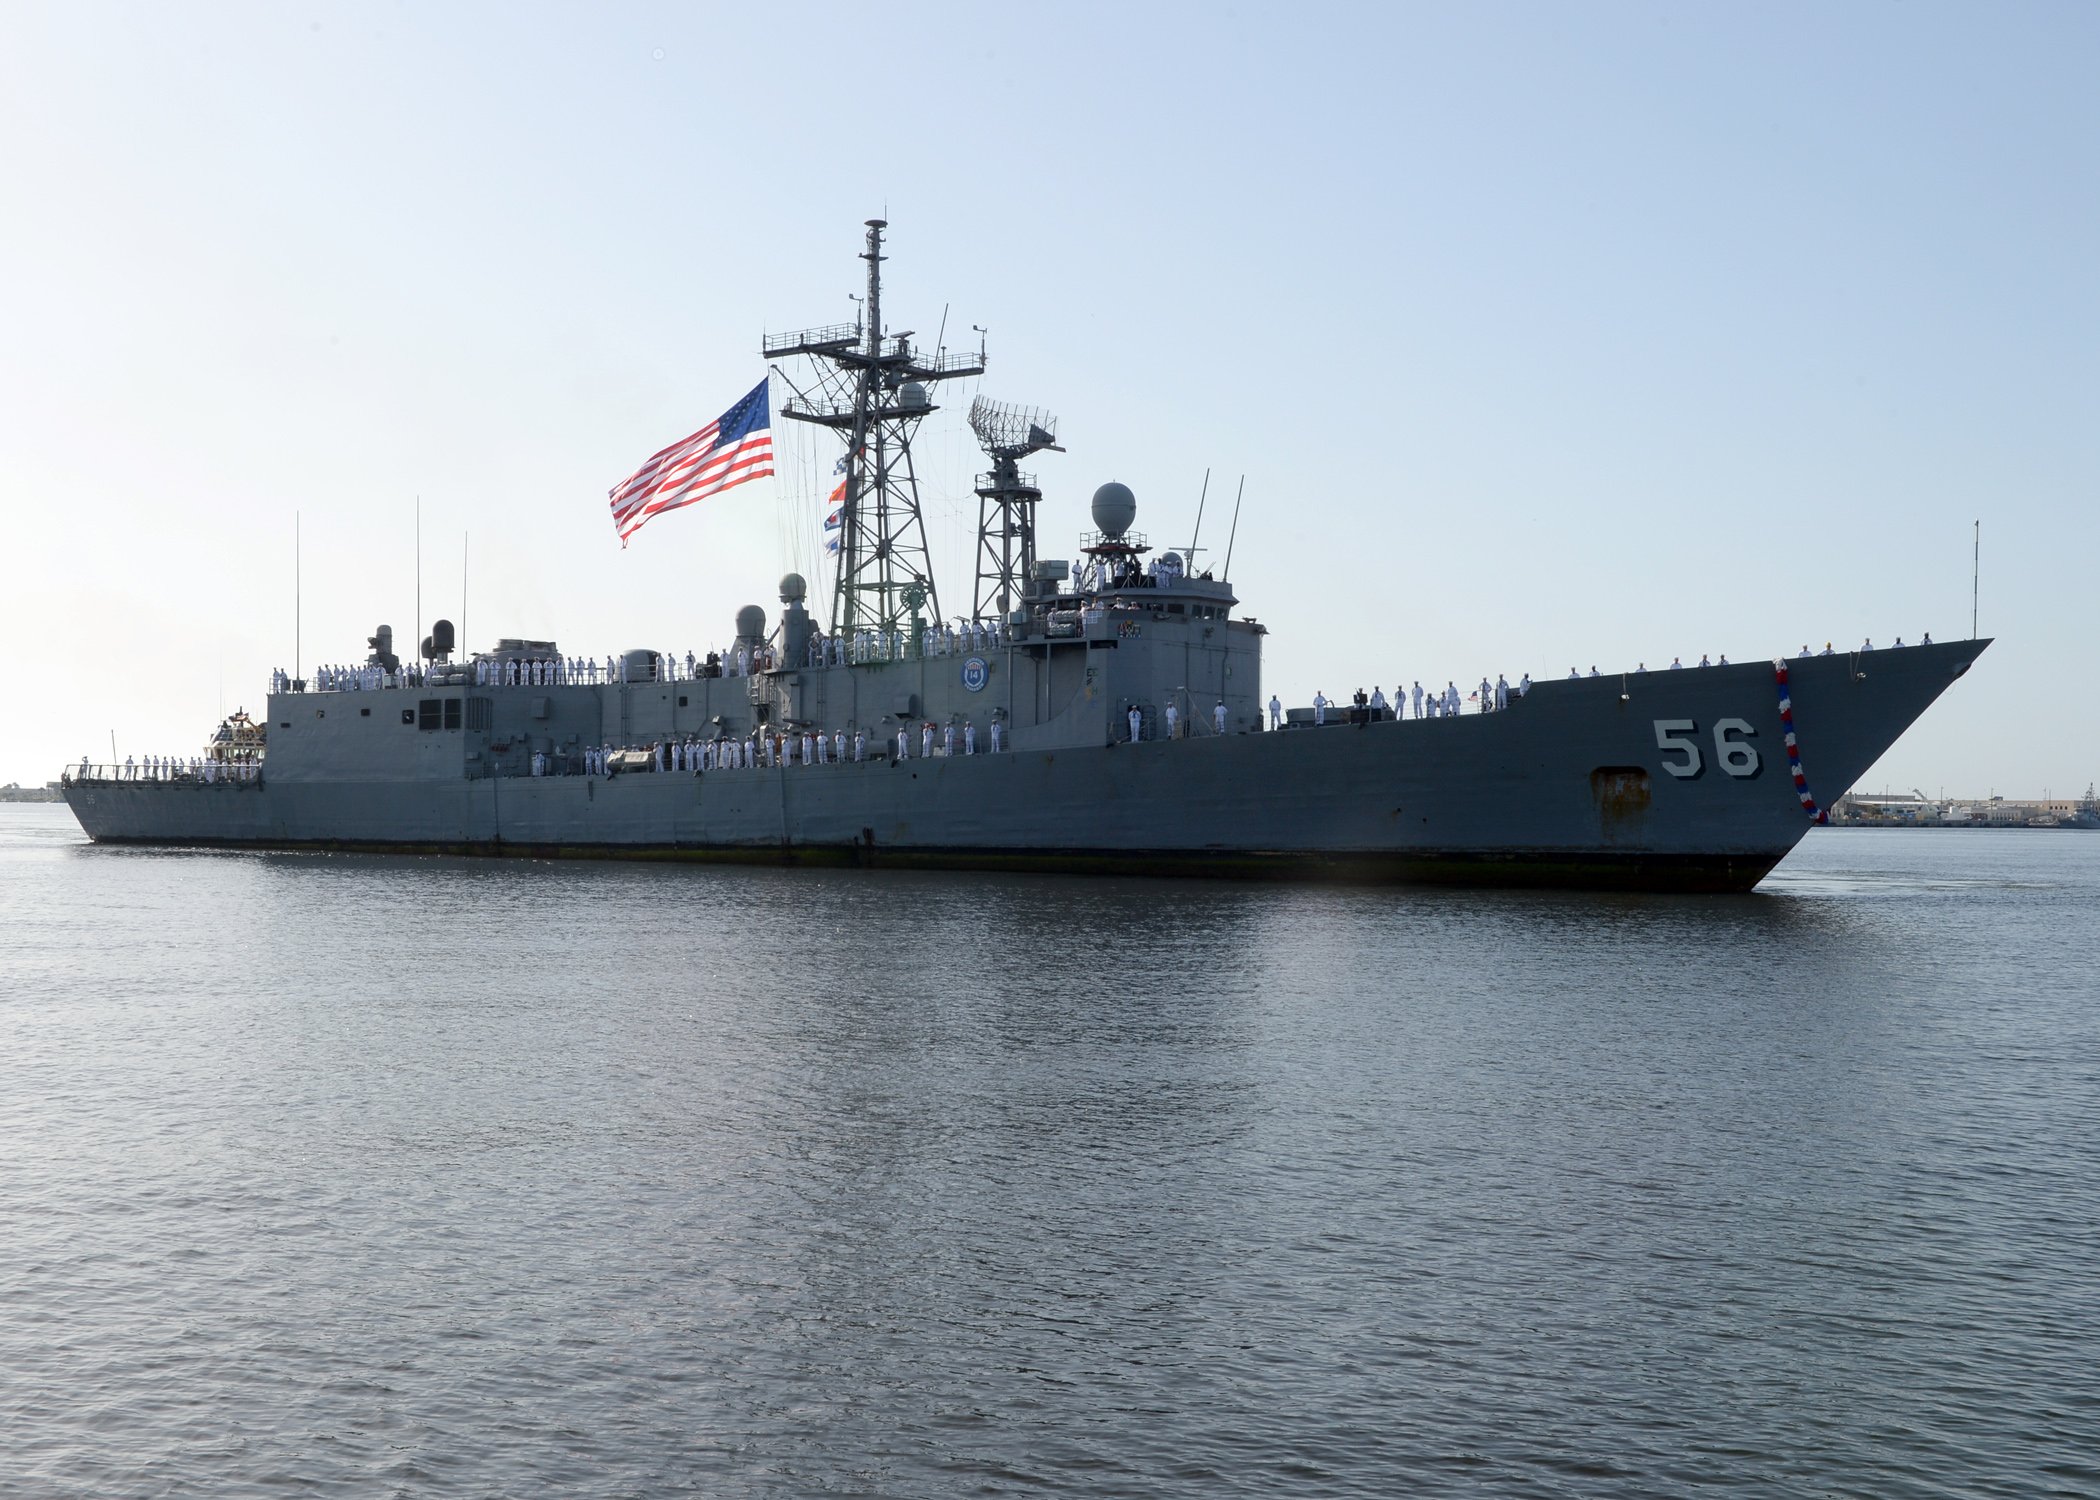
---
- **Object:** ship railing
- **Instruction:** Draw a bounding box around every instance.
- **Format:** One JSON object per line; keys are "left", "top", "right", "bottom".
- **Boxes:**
{"left": 781, "top": 395, "right": 856, "bottom": 426}
{"left": 762, "top": 323, "right": 861, "bottom": 358}
{"left": 60, "top": 763, "right": 264, "bottom": 787}
{"left": 902, "top": 347, "right": 986, "bottom": 379}
{"left": 974, "top": 470, "right": 1041, "bottom": 495}
{"left": 1080, "top": 529, "right": 1149, "bottom": 553}
{"left": 842, "top": 632, "right": 927, "bottom": 666}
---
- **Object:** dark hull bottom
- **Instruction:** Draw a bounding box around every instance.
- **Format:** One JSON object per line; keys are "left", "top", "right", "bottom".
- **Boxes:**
{"left": 79, "top": 834, "right": 1787, "bottom": 893}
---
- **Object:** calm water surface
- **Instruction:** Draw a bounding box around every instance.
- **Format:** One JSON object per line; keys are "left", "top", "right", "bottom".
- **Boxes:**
{"left": 3, "top": 806, "right": 2096, "bottom": 1497}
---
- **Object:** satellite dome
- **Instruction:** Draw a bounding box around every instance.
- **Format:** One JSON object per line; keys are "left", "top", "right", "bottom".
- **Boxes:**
{"left": 735, "top": 604, "right": 767, "bottom": 640}
{"left": 1091, "top": 481, "right": 1137, "bottom": 539}
{"left": 897, "top": 381, "right": 930, "bottom": 410}
{"left": 779, "top": 572, "right": 807, "bottom": 604}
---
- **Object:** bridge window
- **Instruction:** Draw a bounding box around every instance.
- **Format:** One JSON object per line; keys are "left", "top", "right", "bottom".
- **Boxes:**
{"left": 444, "top": 700, "right": 462, "bottom": 730}
{"left": 418, "top": 699, "right": 442, "bottom": 730}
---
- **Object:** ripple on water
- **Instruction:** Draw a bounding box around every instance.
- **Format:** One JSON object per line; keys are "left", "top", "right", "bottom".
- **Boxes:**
{"left": 1, "top": 809, "right": 2097, "bottom": 1496}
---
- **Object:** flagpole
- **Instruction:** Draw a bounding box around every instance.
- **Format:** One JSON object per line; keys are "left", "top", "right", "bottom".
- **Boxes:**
{"left": 461, "top": 530, "right": 469, "bottom": 661}
{"left": 414, "top": 495, "right": 422, "bottom": 676}
{"left": 1972, "top": 519, "right": 1979, "bottom": 639}
{"left": 295, "top": 510, "right": 302, "bottom": 688}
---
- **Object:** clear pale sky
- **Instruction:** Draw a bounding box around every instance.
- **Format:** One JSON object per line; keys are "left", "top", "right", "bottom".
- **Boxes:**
{"left": 3, "top": 2, "right": 2094, "bottom": 797}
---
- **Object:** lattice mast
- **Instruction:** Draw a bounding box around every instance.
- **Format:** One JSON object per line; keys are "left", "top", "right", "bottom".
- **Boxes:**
{"left": 969, "top": 398, "right": 1063, "bottom": 621}
{"left": 762, "top": 220, "right": 984, "bottom": 636}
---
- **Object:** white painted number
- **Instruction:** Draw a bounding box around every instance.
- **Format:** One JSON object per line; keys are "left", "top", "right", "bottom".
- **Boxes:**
{"left": 1713, "top": 718, "right": 1761, "bottom": 778}
{"left": 1654, "top": 719, "right": 1702, "bottom": 778}
{"left": 1653, "top": 718, "right": 1762, "bottom": 780}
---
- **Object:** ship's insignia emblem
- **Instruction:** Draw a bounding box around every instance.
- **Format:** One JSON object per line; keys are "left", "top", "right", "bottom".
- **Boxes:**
{"left": 961, "top": 655, "right": 990, "bottom": 692}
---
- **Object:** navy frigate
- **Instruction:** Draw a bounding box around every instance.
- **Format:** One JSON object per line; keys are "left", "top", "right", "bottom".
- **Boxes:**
{"left": 62, "top": 221, "right": 1988, "bottom": 891}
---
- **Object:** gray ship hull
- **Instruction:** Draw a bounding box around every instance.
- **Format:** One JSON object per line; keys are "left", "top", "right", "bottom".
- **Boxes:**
{"left": 64, "top": 641, "right": 1986, "bottom": 892}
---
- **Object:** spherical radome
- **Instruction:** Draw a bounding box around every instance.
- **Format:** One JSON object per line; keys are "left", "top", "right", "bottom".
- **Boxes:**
{"left": 1091, "top": 481, "right": 1137, "bottom": 539}
{"left": 779, "top": 573, "right": 807, "bottom": 603}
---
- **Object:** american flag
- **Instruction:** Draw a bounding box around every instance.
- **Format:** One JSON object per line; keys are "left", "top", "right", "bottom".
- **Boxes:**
{"left": 608, "top": 378, "right": 774, "bottom": 546}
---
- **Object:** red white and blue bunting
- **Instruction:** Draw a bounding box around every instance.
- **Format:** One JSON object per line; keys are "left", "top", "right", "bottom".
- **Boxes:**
{"left": 1774, "top": 660, "right": 1828, "bottom": 824}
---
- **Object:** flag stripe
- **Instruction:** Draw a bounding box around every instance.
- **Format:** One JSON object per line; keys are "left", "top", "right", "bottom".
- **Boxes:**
{"left": 615, "top": 440, "right": 774, "bottom": 540}
{"left": 610, "top": 429, "right": 724, "bottom": 516}
{"left": 608, "top": 379, "right": 773, "bottom": 546}
{"left": 612, "top": 439, "right": 773, "bottom": 525}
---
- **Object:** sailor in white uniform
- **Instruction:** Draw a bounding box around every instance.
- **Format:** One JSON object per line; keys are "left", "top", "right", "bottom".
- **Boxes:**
{"left": 1313, "top": 691, "right": 1328, "bottom": 726}
{"left": 1164, "top": 702, "right": 1178, "bottom": 738}
{"left": 965, "top": 721, "right": 977, "bottom": 755}
{"left": 1128, "top": 705, "right": 1143, "bottom": 743}
{"left": 1268, "top": 694, "right": 1283, "bottom": 730}
{"left": 1412, "top": 682, "right": 1424, "bottom": 719}
{"left": 1214, "top": 700, "right": 1228, "bottom": 734}
{"left": 1495, "top": 675, "right": 1509, "bottom": 710}
{"left": 1370, "top": 687, "right": 1388, "bottom": 717}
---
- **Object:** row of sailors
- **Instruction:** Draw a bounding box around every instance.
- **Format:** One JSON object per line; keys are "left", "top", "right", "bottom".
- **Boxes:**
{"left": 1291, "top": 680, "right": 1520, "bottom": 725}
{"left": 553, "top": 719, "right": 1014, "bottom": 776}
{"left": 1279, "top": 630, "right": 1948, "bottom": 726}
{"left": 290, "top": 664, "right": 431, "bottom": 693}
{"left": 86, "top": 754, "right": 259, "bottom": 782}
{"left": 289, "top": 619, "right": 1023, "bottom": 696}
{"left": 1567, "top": 636, "right": 1937, "bottom": 676}
{"left": 478, "top": 625, "right": 1018, "bottom": 688}
{"left": 824, "top": 620, "right": 1010, "bottom": 666}
{"left": 286, "top": 653, "right": 738, "bottom": 692}
{"left": 1132, "top": 702, "right": 1232, "bottom": 739}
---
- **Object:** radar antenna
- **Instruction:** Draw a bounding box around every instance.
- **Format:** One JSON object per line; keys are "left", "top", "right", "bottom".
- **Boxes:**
{"left": 762, "top": 220, "right": 984, "bottom": 636}
{"left": 968, "top": 396, "right": 1063, "bottom": 620}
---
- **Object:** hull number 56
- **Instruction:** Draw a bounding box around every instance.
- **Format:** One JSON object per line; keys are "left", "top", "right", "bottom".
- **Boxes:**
{"left": 1653, "top": 718, "right": 1760, "bottom": 779}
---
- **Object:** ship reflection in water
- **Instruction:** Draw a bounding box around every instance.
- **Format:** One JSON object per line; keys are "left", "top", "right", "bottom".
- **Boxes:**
{"left": 3, "top": 808, "right": 2096, "bottom": 1496}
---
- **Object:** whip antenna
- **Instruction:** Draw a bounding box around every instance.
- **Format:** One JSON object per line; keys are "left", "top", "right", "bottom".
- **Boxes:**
{"left": 1972, "top": 519, "right": 1980, "bottom": 638}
